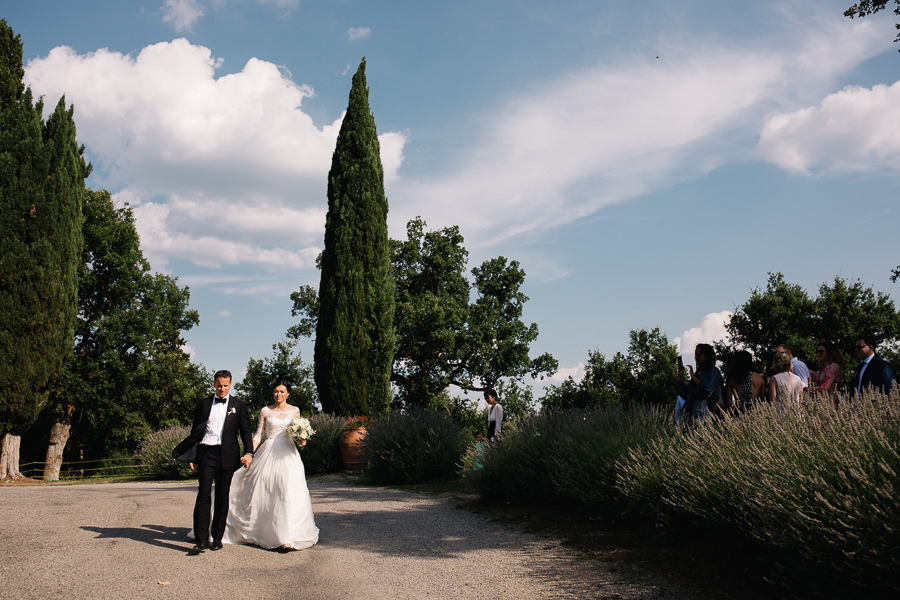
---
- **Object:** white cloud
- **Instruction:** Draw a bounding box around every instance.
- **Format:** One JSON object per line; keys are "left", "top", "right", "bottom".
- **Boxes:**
{"left": 132, "top": 200, "right": 320, "bottom": 271}
{"left": 758, "top": 80, "right": 900, "bottom": 175}
{"left": 26, "top": 39, "right": 406, "bottom": 274}
{"left": 181, "top": 343, "right": 197, "bottom": 357}
{"left": 674, "top": 311, "right": 732, "bottom": 363}
{"left": 162, "top": 1, "right": 301, "bottom": 31}
{"left": 548, "top": 362, "right": 585, "bottom": 385}
{"left": 390, "top": 15, "right": 887, "bottom": 248}
{"left": 162, "top": 0, "right": 205, "bottom": 32}
{"left": 348, "top": 27, "right": 372, "bottom": 41}
{"left": 217, "top": 310, "right": 232, "bottom": 318}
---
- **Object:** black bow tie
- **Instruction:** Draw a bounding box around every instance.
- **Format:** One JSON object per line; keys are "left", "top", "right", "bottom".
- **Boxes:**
{"left": 214, "top": 396, "right": 228, "bottom": 404}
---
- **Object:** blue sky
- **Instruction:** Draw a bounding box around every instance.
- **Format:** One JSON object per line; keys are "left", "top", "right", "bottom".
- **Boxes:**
{"left": 6, "top": 1, "right": 900, "bottom": 401}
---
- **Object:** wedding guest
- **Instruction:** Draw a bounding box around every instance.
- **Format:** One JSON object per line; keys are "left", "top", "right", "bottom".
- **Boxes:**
{"left": 767, "top": 352, "right": 804, "bottom": 411}
{"left": 810, "top": 342, "right": 843, "bottom": 408}
{"left": 724, "top": 350, "right": 766, "bottom": 411}
{"left": 849, "top": 336, "right": 895, "bottom": 395}
{"left": 472, "top": 432, "right": 487, "bottom": 470}
{"left": 677, "top": 344, "right": 724, "bottom": 423}
{"left": 485, "top": 389, "right": 503, "bottom": 441}
{"left": 774, "top": 343, "right": 809, "bottom": 389}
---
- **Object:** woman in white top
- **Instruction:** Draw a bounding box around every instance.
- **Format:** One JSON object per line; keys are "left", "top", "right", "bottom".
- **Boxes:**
{"left": 485, "top": 388, "right": 503, "bottom": 441}
{"left": 767, "top": 352, "right": 805, "bottom": 412}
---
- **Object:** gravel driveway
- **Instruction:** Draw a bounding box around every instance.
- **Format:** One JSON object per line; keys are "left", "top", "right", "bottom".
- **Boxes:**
{"left": 0, "top": 475, "right": 689, "bottom": 599}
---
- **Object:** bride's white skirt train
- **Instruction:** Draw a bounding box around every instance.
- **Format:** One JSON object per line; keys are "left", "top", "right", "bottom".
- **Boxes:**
{"left": 223, "top": 434, "right": 319, "bottom": 550}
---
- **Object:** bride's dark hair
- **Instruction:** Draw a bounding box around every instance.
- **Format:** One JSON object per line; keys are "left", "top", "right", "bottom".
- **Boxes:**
{"left": 271, "top": 379, "right": 292, "bottom": 394}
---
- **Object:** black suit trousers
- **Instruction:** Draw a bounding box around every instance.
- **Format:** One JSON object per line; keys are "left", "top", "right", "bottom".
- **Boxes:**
{"left": 194, "top": 444, "right": 236, "bottom": 544}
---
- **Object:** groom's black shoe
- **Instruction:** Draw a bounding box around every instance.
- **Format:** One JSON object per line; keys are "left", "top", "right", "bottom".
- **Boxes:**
{"left": 210, "top": 540, "right": 223, "bottom": 551}
{"left": 190, "top": 541, "right": 209, "bottom": 554}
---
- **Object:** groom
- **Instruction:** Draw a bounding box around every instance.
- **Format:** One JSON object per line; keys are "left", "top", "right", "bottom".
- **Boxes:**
{"left": 173, "top": 369, "right": 254, "bottom": 553}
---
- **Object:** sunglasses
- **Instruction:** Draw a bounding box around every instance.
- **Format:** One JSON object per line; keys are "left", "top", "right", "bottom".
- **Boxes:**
{"left": 855, "top": 344, "right": 868, "bottom": 350}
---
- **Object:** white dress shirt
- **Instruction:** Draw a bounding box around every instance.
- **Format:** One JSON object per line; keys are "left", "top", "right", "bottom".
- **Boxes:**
{"left": 201, "top": 396, "right": 229, "bottom": 446}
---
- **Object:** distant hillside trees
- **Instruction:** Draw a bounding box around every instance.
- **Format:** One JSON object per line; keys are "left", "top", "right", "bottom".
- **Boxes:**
{"left": 314, "top": 58, "right": 394, "bottom": 417}
{"left": 0, "top": 20, "right": 86, "bottom": 479}
{"left": 542, "top": 328, "right": 679, "bottom": 409}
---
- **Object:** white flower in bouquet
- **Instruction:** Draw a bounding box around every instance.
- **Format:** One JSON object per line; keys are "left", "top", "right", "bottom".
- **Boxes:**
{"left": 287, "top": 417, "right": 315, "bottom": 446}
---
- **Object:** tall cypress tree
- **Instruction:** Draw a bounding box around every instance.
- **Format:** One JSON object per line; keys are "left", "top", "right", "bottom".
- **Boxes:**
{"left": 0, "top": 20, "right": 85, "bottom": 478}
{"left": 314, "top": 58, "right": 394, "bottom": 416}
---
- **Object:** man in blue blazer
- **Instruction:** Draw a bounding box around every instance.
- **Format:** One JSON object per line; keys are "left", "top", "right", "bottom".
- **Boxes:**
{"left": 849, "top": 337, "right": 895, "bottom": 395}
{"left": 173, "top": 369, "right": 254, "bottom": 553}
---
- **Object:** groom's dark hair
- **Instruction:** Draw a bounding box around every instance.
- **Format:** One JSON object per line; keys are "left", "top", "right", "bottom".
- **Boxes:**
{"left": 214, "top": 369, "right": 232, "bottom": 381}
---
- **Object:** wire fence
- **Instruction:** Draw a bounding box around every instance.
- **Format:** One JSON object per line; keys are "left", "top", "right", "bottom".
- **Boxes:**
{"left": 19, "top": 457, "right": 146, "bottom": 481}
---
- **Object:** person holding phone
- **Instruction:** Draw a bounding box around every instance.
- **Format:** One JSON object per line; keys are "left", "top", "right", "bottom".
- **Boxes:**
{"left": 676, "top": 344, "right": 724, "bottom": 424}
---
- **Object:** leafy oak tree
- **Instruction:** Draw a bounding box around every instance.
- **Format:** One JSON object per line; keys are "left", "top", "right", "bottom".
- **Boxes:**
{"left": 314, "top": 58, "right": 394, "bottom": 417}
{"left": 719, "top": 272, "right": 817, "bottom": 365}
{"left": 0, "top": 20, "right": 86, "bottom": 478}
{"left": 718, "top": 272, "right": 900, "bottom": 373}
{"left": 41, "top": 190, "right": 206, "bottom": 471}
{"left": 845, "top": 1, "right": 900, "bottom": 46}
{"left": 294, "top": 217, "right": 557, "bottom": 410}
{"left": 234, "top": 338, "right": 317, "bottom": 416}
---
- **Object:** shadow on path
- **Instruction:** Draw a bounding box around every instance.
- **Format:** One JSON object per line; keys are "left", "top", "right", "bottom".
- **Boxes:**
{"left": 81, "top": 524, "right": 192, "bottom": 553}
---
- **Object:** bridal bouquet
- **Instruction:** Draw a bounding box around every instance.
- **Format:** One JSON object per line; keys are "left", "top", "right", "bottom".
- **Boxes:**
{"left": 287, "top": 417, "right": 315, "bottom": 446}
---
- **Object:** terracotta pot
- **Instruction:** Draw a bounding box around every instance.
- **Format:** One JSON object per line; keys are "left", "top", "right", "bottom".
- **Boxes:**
{"left": 339, "top": 427, "right": 367, "bottom": 470}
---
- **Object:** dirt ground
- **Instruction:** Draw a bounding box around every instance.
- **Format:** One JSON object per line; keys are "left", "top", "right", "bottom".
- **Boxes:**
{"left": 0, "top": 475, "right": 695, "bottom": 600}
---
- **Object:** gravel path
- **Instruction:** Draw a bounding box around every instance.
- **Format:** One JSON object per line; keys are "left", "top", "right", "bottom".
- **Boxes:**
{"left": 0, "top": 475, "right": 690, "bottom": 599}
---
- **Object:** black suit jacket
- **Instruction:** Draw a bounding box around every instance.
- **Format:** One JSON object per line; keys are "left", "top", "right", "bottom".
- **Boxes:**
{"left": 172, "top": 395, "right": 254, "bottom": 471}
{"left": 850, "top": 355, "right": 895, "bottom": 394}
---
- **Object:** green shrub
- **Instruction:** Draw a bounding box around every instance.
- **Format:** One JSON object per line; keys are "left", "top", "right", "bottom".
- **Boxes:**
{"left": 135, "top": 425, "right": 195, "bottom": 479}
{"left": 302, "top": 413, "right": 346, "bottom": 475}
{"left": 363, "top": 408, "right": 467, "bottom": 484}
{"left": 467, "top": 411, "right": 565, "bottom": 503}
{"left": 466, "top": 405, "right": 670, "bottom": 510}
{"left": 544, "top": 404, "right": 672, "bottom": 513}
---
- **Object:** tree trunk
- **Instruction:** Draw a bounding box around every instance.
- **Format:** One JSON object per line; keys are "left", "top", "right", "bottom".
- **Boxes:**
{"left": 0, "top": 433, "right": 24, "bottom": 480}
{"left": 43, "top": 420, "right": 70, "bottom": 481}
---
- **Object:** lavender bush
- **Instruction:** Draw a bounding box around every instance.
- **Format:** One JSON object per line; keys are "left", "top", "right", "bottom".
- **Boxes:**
{"left": 136, "top": 425, "right": 195, "bottom": 479}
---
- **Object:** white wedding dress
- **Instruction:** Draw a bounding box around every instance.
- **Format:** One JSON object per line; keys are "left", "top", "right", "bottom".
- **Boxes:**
{"left": 223, "top": 406, "right": 319, "bottom": 550}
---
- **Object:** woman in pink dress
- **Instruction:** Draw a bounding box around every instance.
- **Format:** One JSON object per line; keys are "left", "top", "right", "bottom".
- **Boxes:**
{"left": 810, "top": 341, "right": 843, "bottom": 408}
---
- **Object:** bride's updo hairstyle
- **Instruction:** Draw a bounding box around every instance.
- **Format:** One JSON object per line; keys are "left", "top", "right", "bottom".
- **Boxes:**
{"left": 271, "top": 380, "right": 292, "bottom": 394}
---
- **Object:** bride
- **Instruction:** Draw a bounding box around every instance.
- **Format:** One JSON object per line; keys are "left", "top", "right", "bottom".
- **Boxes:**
{"left": 223, "top": 380, "right": 319, "bottom": 550}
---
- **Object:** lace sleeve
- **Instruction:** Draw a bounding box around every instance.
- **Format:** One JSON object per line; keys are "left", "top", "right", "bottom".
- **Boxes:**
{"left": 252, "top": 407, "right": 267, "bottom": 444}
{"left": 291, "top": 406, "right": 301, "bottom": 419}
